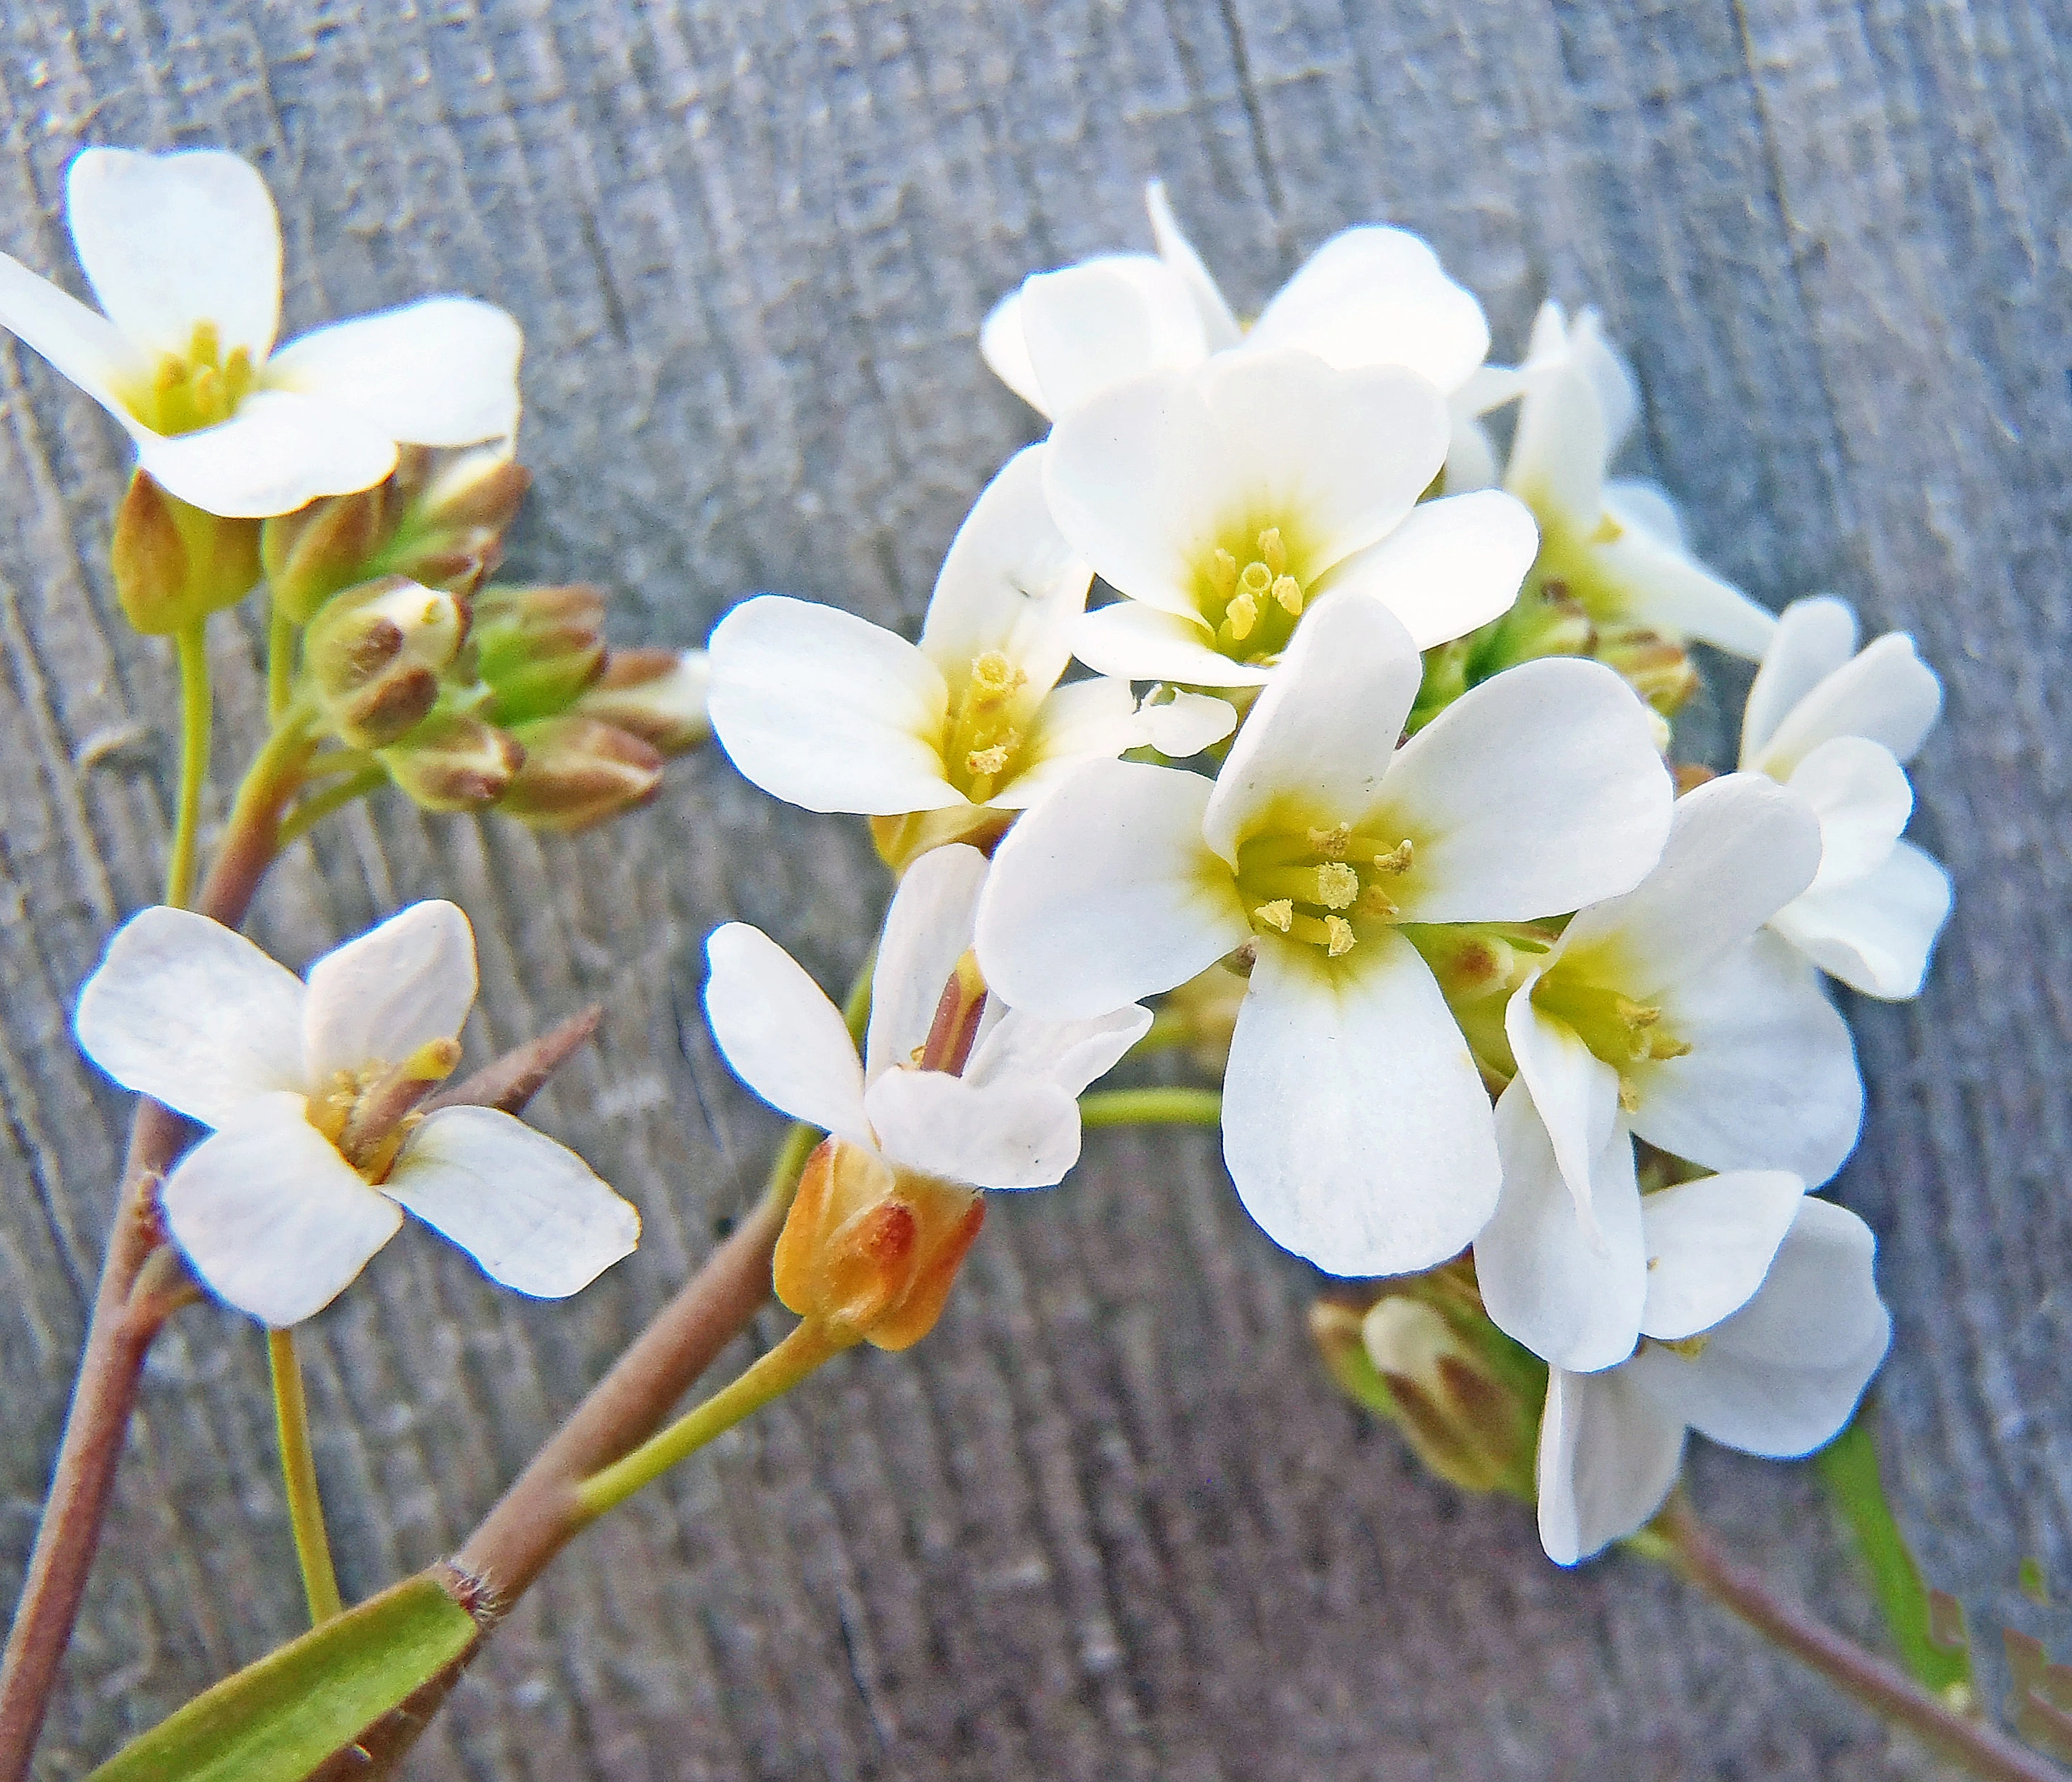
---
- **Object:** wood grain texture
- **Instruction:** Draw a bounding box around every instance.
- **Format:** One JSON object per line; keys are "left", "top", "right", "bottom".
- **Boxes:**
{"left": 1, "top": 1, "right": 2066, "bottom": 1775}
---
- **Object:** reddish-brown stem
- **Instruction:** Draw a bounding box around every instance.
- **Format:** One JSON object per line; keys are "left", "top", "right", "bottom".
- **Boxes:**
{"left": 1659, "top": 1497, "right": 2066, "bottom": 1782}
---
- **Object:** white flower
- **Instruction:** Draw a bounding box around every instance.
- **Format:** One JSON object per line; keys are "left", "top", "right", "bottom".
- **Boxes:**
{"left": 706, "top": 445, "right": 1174, "bottom": 827}
{"left": 1535, "top": 1180, "right": 1891, "bottom": 1565}
{"left": 1740, "top": 596, "right": 1952, "bottom": 999}
{"left": 974, "top": 590, "right": 1674, "bottom": 1276}
{"left": 1046, "top": 348, "right": 1540, "bottom": 690}
{"left": 1502, "top": 303, "right": 1777, "bottom": 660}
{"left": 0, "top": 148, "right": 522, "bottom": 517}
{"left": 73, "top": 901, "right": 638, "bottom": 1327}
{"left": 1474, "top": 774, "right": 1864, "bottom": 1371}
{"left": 704, "top": 845, "right": 1150, "bottom": 1191}
{"left": 981, "top": 180, "right": 1508, "bottom": 485}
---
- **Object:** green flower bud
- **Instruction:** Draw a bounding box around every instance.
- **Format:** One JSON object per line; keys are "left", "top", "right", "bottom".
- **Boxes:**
{"left": 569, "top": 648, "right": 711, "bottom": 755}
{"left": 497, "top": 715, "right": 663, "bottom": 831}
{"left": 304, "top": 576, "right": 469, "bottom": 750}
{"left": 379, "top": 712, "right": 522, "bottom": 812}
{"left": 471, "top": 584, "right": 608, "bottom": 724}
{"left": 112, "top": 471, "right": 261, "bottom": 636}
{"left": 260, "top": 484, "right": 391, "bottom": 623}
{"left": 377, "top": 446, "right": 531, "bottom": 597}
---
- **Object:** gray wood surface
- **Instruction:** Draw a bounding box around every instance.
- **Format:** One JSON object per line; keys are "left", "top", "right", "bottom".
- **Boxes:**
{"left": 1, "top": 1, "right": 2066, "bottom": 1776}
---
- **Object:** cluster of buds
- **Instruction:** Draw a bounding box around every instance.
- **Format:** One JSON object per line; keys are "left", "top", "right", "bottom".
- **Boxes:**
{"left": 262, "top": 449, "right": 710, "bottom": 830}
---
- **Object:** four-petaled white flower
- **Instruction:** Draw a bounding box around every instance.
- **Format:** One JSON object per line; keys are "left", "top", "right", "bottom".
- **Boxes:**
{"left": 74, "top": 901, "right": 639, "bottom": 1328}
{"left": 975, "top": 590, "right": 1674, "bottom": 1277}
{"left": 1474, "top": 773, "right": 1864, "bottom": 1372}
{"left": 0, "top": 148, "right": 522, "bottom": 517}
{"left": 1740, "top": 596, "right": 1952, "bottom": 999}
{"left": 706, "top": 446, "right": 1212, "bottom": 835}
{"left": 981, "top": 179, "right": 1515, "bottom": 488}
{"left": 1502, "top": 303, "right": 1777, "bottom": 661}
{"left": 1536, "top": 1177, "right": 1890, "bottom": 1565}
{"left": 1045, "top": 348, "right": 1541, "bottom": 691}
{"left": 704, "top": 844, "right": 1150, "bottom": 1191}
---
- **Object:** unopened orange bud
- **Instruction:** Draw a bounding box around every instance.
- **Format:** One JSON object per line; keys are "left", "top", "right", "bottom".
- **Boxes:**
{"left": 774, "top": 1138, "right": 984, "bottom": 1351}
{"left": 572, "top": 648, "right": 711, "bottom": 754}
{"left": 379, "top": 712, "right": 523, "bottom": 812}
{"left": 112, "top": 471, "right": 261, "bottom": 635}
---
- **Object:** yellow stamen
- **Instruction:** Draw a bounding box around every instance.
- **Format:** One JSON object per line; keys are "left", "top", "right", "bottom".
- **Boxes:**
{"left": 1254, "top": 899, "right": 1293, "bottom": 933}
{"left": 1372, "top": 838, "right": 1414, "bottom": 874}
{"left": 1257, "top": 528, "right": 1285, "bottom": 576}
{"left": 1271, "top": 575, "right": 1303, "bottom": 616}
{"left": 1325, "top": 916, "right": 1356, "bottom": 957}
{"left": 1314, "top": 861, "right": 1361, "bottom": 910}
{"left": 1308, "top": 823, "right": 1351, "bottom": 858}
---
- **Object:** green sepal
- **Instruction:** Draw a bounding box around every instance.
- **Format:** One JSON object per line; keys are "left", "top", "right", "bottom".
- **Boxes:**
{"left": 87, "top": 1573, "right": 476, "bottom": 1782}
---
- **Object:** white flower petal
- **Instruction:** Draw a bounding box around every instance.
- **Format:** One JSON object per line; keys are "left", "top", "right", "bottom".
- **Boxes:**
{"left": 1071, "top": 600, "right": 1271, "bottom": 688}
{"left": 1771, "top": 839, "right": 1952, "bottom": 1001}
{"left": 1383, "top": 658, "right": 1673, "bottom": 923}
{"left": 1503, "top": 990, "right": 1623, "bottom": 1239}
{"left": 704, "top": 924, "right": 871, "bottom": 1146}
{"left": 133, "top": 388, "right": 399, "bottom": 518}
{"left": 706, "top": 595, "right": 959, "bottom": 815}
{"left": 1476, "top": 1077, "right": 1645, "bottom": 1371}
{"left": 1636, "top": 1170, "right": 1806, "bottom": 1342}
{"left": 996, "top": 676, "right": 1144, "bottom": 808}
{"left": 1555, "top": 774, "right": 1823, "bottom": 998}
{"left": 1601, "top": 479, "right": 1686, "bottom": 548}
{"left": 1222, "top": 934, "right": 1498, "bottom": 1277}
{"left": 1457, "top": 363, "right": 1524, "bottom": 417}
{"left": 1505, "top": 319, "right": 1607, "bottom": 529}
{"left": 1785, "top": 737, "right": 1912, "bottom": 891}
{"left": 919, "top": 444, "right": 1091, "bottom": 699}
{"left": 979, "top": 288, "right": 1047, "bottom": 414}
{"left": 964, "top": 1002, "right": 1152, "bottom": 1101}
{"left": 865, "top": 1068, "right": 1083, "bottom": 1191}
{"left": 264, "top": 297, "right": 522, "bottom": 449}
{"left": 1144, "top": 179, "right": 1241, "bottom": 351}
{"left": 1755, "top": 632, "right": 1944, "bottom": 773}
{"left": 1629, "top": 1197, "right": 1889, "bottom": 1457}
{"left": 1322, "top": 489, "right": 1538, "bottom": 649}
{"left": 385, "top": 1106, "right": 638, "bottom": 1296}
{"left": 74, "top": 906, "right": 307, "bottom": 1126}
{"left": 1588, "top": 526, "right": 1778, "bottom": 661}
{"left": 1132, "top": 687, "right": 1237, "bottom": 760}
{"left": 977, "top": 758, "right": 1249, "bottom": 1020}
{"left": 1441, "top": 411, "right": 1500, "bottom": 494}
{"left": 0, "top": 253, "right": 145, "bottom": 417}
{"left": 1197, "top": 349, "right": 1449, "bottom": 570}
{"left": 1632, "top": 932, "right": 1863, "bottom": 1187}
{"left": 1535, "top": 1366, "right": 1687, "bottom": 1566}
{"left": 1246, "top": 225, "right": 1490, "bottom": 394}
{"left": 302, "top": 900, "right": 476, "bottom": 1086}
{"left": 1740, "top": 596, "right": 1859, "bottom": 766}
{"left": 865, "top": 843, "right": 988, "bottom": 1083}
{"left": 1568, "top": 313, "right": 1640, "bottom": 456}
{"left": 1016, "top": 254, "right": 1208, "bottom": 418}
{"left": 67, "top": 148, "right": 281, "bottom": 360}
{"left": 160, "top": 1091, "right": 401, "bottom": 1327}
{"left": 1201, "top": 590, "right": 1423, "bottom": 864}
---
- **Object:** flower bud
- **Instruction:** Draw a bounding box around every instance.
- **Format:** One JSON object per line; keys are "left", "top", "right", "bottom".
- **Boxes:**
{"left": 1311, "top": 1273, "right": 1543, "bottom": 1501}
{"left": 497, "top": 715, "right": 663, "bottom": 831}
{"left": 304, "top": 576, "right": 469, "bottom": 750}
{"left": 1596, "top": 623, "right": 1699, "bottom": 716}
{"left": 774, "top": 1138, "right": 984, "bottom": 1351}
{"left": 571, "top": 648, "right": 711, "bottom": 754}
{"left": 379, "top": 712, "right": 523, "bottom": 812}
{"left": 260, "top": 485, "right": 390, "bottom": 623}
{"left": 381, "top": 446, "right": 532, "bottom": 596}
{"left": 471, "top": 583, "right": 608, "bottom": 724}
{"left": 112, "top": 471, "right": 261, "bottom": 635}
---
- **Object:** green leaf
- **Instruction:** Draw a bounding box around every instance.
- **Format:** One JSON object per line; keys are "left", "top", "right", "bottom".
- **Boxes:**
{"left": 88, "top": 1573, "right": 476, "bottom": 1782}
{"left": 1815, "top": 1404, "right": 1974, "bottom": 1700}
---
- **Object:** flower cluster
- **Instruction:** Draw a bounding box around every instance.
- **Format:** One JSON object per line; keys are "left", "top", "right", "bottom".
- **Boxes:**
{"left": 703, "top": 183, "right": 1951, "bottom": 1562}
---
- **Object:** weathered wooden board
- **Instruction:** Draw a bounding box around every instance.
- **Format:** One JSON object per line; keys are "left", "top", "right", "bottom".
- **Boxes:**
{"left": 1, "top": 1, "right": 2067, "bottom": 1776}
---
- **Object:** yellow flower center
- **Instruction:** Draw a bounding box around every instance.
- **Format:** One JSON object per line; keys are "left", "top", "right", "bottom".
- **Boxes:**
{"left": 305, "top": 1038, "right": 462, "bottom": 1180}
{"left": 1530, "top": 972, "right": 1692, "bottom": 1110}
{"left": 1197, "top": 524, "right": 1310, "bottom": 665}
{"left": 943, "top": 649, "right": 1028, "bottom": 803}
{"left": 1232, "top": 820, "right": 1416, "bottom": 959}
{"left": 120, "top": 320, "right": 258, "bottom": 436}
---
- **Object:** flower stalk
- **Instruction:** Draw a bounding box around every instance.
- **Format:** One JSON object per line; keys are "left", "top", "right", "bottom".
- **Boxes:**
{"left": 267, "top": 1328, "right": 345, "bottom": 1627}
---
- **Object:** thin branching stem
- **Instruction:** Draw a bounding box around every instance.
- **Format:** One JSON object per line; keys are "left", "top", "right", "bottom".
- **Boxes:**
{"left": 164, "top": 619, "right": 211, "bottom": 908}
{"left": 268, "top": 1328, "right": 345, "bottom": 1627}
{"left": 1078, "top": 1085, "right": 1222, "bottom": 1129}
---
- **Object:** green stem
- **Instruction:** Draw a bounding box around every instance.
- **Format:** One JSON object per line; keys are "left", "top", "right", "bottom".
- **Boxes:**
{"left": 164, "top": 620, "right": 211, "bottom": 907}
{"left": 572, "top": 1319, "right": 846, "bottom": 1522}
{"left": 267, "top": 600, "right": 296, "bottom": 723}
{"left": 267, "top": 1328, "right": 343, "bottom": 1627}
{"left": 277, "top": 766, "right": 386, "bottom": 848}
{"left": 1078, "top": 1086, "right": 1223, "bottom": 1129}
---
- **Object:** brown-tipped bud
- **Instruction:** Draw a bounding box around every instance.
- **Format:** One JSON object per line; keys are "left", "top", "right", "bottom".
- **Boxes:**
{"left": 774, "top": 1138, "right": 984, "bottom": 1351}
{"left": 382, "top": 449, "right": 532, "bottom": 597}
{"left": 260, "top": 486, "right": 391, "bottom": 623}
{"left": 380, "top": 712, "right": 524, "bottom": 812}
{"left": 471, "top": 583, "right": 608, "bottom": 723}
{"left": 870, "top": 805, "right": 1015, "bottom": 876}
{"left": 1596, "top": 623, "right": 1700, "bottom": 717}
{"left": 497, "top": 715, "right": 663, "bottom": 831}
{"left": 1312, "top": 1286, "right": 1543, "bottom": 1502}
{"left": 112, "top": 471, "right": 262, "bottom": 635}
{"left": 572, "top": 648, "right": 711, "bottom": 754}
{"left": 305, "top": 576, "right": 469, "bottom": 749}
